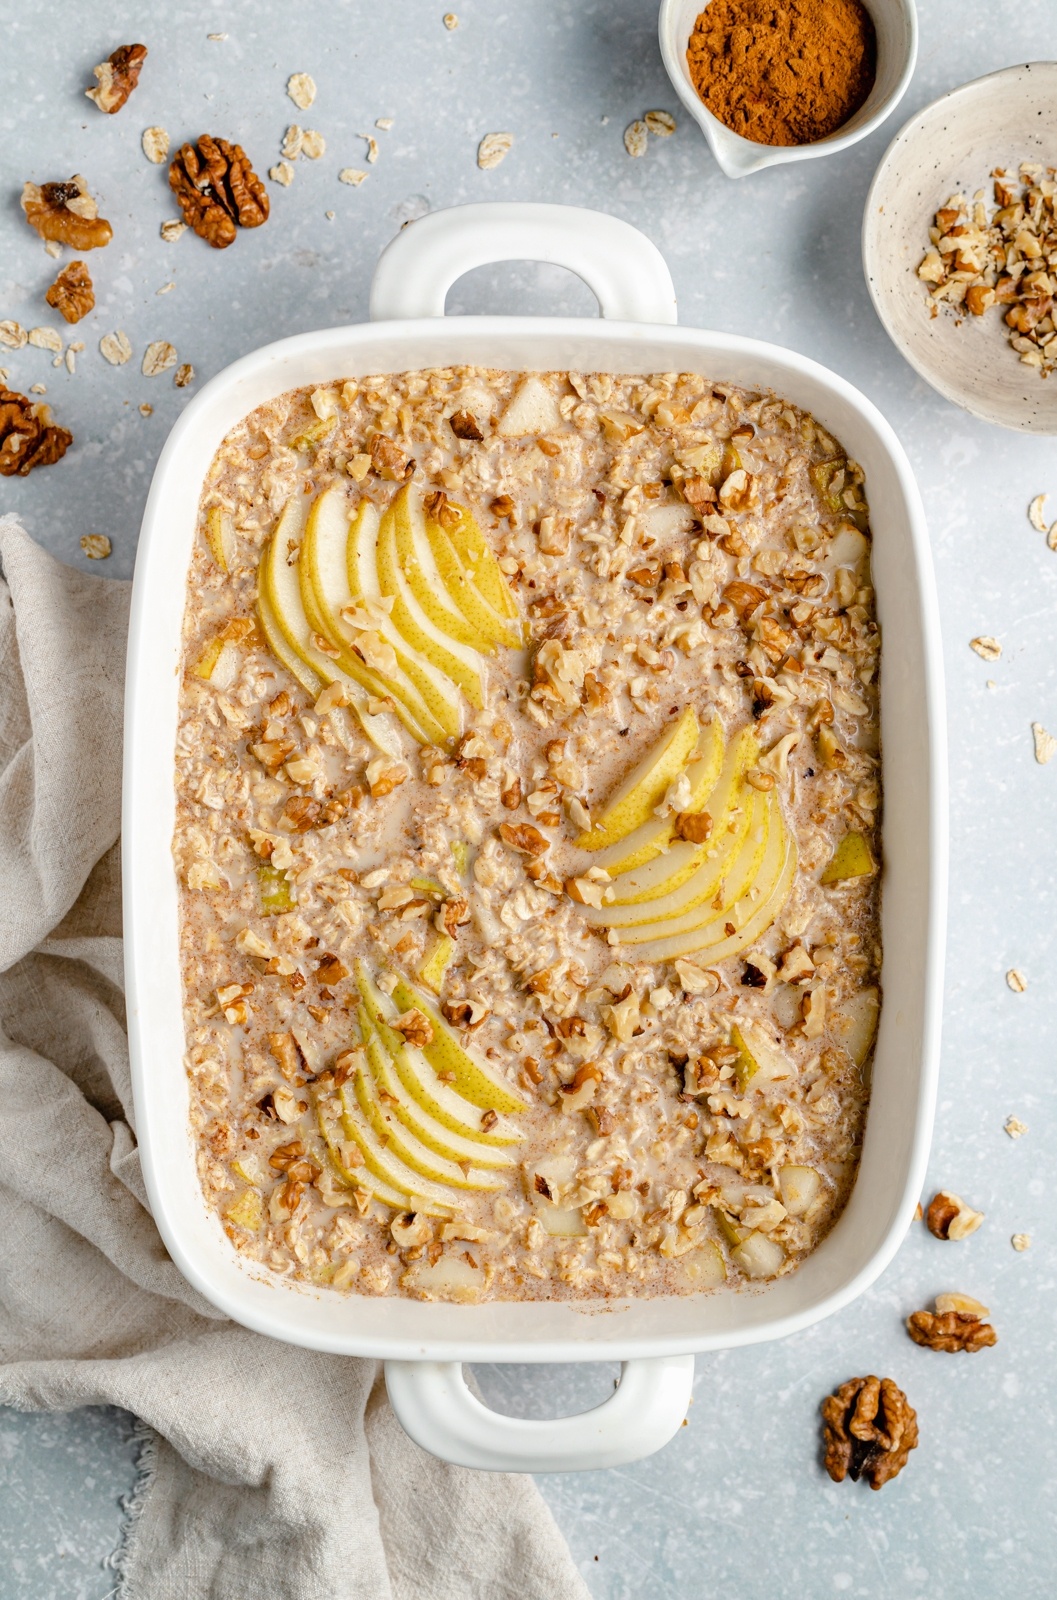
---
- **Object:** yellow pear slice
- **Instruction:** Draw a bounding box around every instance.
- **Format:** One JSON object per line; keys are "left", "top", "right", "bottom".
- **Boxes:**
{"left": 336, "top": 1089, "right": 464, "bottom": 1209}
{"left": 590, "top": 717, "right": 725, "bottom": 876}
{"left": 350, "top": 1058, "right": 503, "bottom": 1192}
{"left": 343, "top": 496, "right": 466, "bottom": 742}
{"left": 421, "top": 505, "right": 521, "bottom": 650}
{"left": 730, "top": 1019, "right": 793, "bottom": 1089}
{"left": 832, "top": 986, "right": 879, "bottom": 1066}
{"left": 392, "top": 487, "right": 487, "bottom": 651}
{"left": 577, "top": 706, "right": 701, "bottom": 853}
{"left": 442, "top": 499, "right": 521, "bottom": 623}
{"left": 362, "top": 1013, "right": 514, "bottom": 1170}
{"left": 256, "top": 583, "right": 322, "bottom": 698}
{"left": 389, "top": 979, "right": 528, "bottom": 1114}
{"left": 592, "top": 725, "right": 757, "bottom": 902}
{"left": 356, "top": 967, "right": 522, "bottom": 1144}
{"left": 616, "top": 788, "right": 771, "bottom": 946}
{"left": 632, "top": 823, "right": 797, "bottom": 965}
{"left": 820, "top": 830, "right": 875, "bottom": 885}
{"left": 375, "top": 503, "right": 486, "bottom": 709}
{"left": 316, "top": 1103, "right": 451, "bottom": 1215}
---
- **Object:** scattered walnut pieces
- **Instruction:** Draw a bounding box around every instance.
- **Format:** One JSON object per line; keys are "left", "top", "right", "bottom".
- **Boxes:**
{"left": 918, "top": 169, "right": 1057, "bottom": 375}
{"left": 45, "top": 261, "right": 94, "bottom": 325}
{"left": 80, "top": 534, "right": 111, "bottom": 560}
{"left": 21, "top": 178, "right": 113, "bottom": 251}
{"left": 1031, "top": 723, "right": 1056, "bottom": 765}
{"left": 821, "top": 1376, "right": 918, "bottom": 1490}
{"left": 477, "top": 132, "right": 513, "bottom": 170}
{"left": 169, "top": 136, "right": 270, "bottom": 249}
{"left": 925, "top": 1190, "right": 984, "bottom": 1241}
{"left": 86, "top": 43, "right": 147, "bottom": 114}
{"left": 391, "top": 1008, "right": 434, "bottom": 1048}
{"left": 449, "top": 409, "right": 484, "bottom": 441}
{"left": 907, "top": 1295, "right": 997, "bottom": 1352}
{"left": 0, "top": 387, "right": 72, "bottom": 476}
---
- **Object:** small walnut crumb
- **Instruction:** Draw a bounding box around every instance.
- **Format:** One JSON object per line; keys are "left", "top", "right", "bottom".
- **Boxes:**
{"left": 45, "top": 261, "right": 94, "bottom": 325}
{"left": 821, "top": 1376, "right": 918, "bottom": 1489}
{"left": 1011, "top": 1232, "right": 1031, "bottom": 1252}
{"left": 1006, "top": 967, "right": 1027, "bottom": 993}
{"left": 80, "top": 534, "right": 111, "bottom": 560}
{"left": 366, "top": 757, "right": 408, "bottom": 798}
{"left": 624, "top": 120, "right": 648, "bottom": 158}
{"left": 906, "top": 1305, "right": 997, "bottom": 1353}
{"left": 86, "top": 43, "right": 147, "bottom": 114}
{"left": 142, "top": 127, "right": 170, "bottom": 164}
{"left": 139, "top": 403, "right": 153, "bottom": 418}
{"left": 369, "top": 432, "right": 411, "bottom": 480}
{"left": 477, "top": 132, "right": 513, "bottom": 170}
{"left": 925, "top": 1190, "right": 984, "bottom": 1241}
{"left": 1031, "top": 723, "right": 1056, "bottom": 765}
{"left": 142, "top": 341, "right": 177, "bottom": 377}
{"left": 287, "top": 73, "right": 317, "bottom": 110}
{"left": 1004, "top": 1114, "right": 1028, "bottom": 1139}
{"left": 969, "top": 635, "right": 1001, "bottom": 660}
{"left": 449, "top": 409, "right": 484, "bottom": 441}
{"left": 174, "top": 363, "right": 195, "bottom": 388}
{"left": 674, "top": 810, "right": 713, "bottom": 843}
{"left": 339, "top": 168, "right": 367, "bottom": 186}
{"left": 160, "top": 219, "right": 187, "bottom": 242}
{"left": 392, "top": 1008, "right": 434, "bottom": 1048}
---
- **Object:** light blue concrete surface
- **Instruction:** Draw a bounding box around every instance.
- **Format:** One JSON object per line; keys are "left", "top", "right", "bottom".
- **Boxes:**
{"left": 2, "top": 2, "right": 1055, "bottom": 1595}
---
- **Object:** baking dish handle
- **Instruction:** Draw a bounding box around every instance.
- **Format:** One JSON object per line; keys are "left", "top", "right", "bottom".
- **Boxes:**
{"left": 383, "top": 1354, "right": 694, "bottom": 1472}
{"left": 369, "top": 202, "right": 678, "bottom": 325}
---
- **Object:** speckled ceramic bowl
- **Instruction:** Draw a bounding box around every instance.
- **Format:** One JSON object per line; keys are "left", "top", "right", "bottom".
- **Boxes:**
{"left": 863, "top": 62, "right": 1057, "bottom": 433}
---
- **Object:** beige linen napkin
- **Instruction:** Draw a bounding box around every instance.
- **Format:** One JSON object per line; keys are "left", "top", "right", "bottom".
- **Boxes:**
{"left": 0, "top": 517, "right": 590, "bottom": 1600}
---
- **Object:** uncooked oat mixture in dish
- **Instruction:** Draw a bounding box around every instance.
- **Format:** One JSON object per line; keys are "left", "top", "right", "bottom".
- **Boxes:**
{"left": 173, "top": 366, "right": 882, "bottom": 1304}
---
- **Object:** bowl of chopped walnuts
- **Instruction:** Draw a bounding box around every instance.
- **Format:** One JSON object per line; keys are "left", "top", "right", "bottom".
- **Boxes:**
{"left": 863, "top": 62, "right": 1057, "bottom": 432}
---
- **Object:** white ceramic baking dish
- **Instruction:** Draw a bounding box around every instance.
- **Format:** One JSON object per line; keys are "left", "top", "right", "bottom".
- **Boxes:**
{"left": 124, "top": 202, "right": 946, "bottom": 1473}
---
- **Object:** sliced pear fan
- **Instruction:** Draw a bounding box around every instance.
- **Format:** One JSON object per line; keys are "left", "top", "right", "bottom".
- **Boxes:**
{"left": 350, "top": 1060, "right": 504, "bottom": 1192}
{"left": 316, "top": 1104, "right": 452, "bottom": 1216}
{"left": 442, "top": 499, "right": 522, "bottom": 624}
{"left": 388, "top": 979, "right": 528, "bottom": 1115}
{"left": 375, "top": 502, "right": 486, "bottom": 709}
{"left": 576, "top": 706, "right": 701, "bottom": 853}
{"left": 420, "top": 495, "right": 522, "bottom": 650}
{"left": 590, "top": 716, "right": 725, "bottom": 877}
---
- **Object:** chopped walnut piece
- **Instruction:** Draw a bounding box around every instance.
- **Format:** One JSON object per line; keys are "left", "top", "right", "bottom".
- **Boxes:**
{"left": 22, "top": 178, "right": 113, "bottom": 251}
{"left": 0, "top": 388, "right": 72, "bottom": 477}
{"left": 169, "top": 136, "right": 269, "bottom": 249}
{"left": 369, "top": 432, "right": 411, "bottom": 480}
{"left": 821, "top": 1377, "right": 918, "bottom": 1489}
{"left": 391, "top": 1008, "right": 434, "bottom": 1048}
{"left": 674, "top": 810, "right": 712, "bottom": 843}
{"left": 499, "top": 821, "right": 548, "bottom": 857}
{"left": 45, "top": 262, "right": 94, "bottom": 325}
{"left": 267, "top": 1032, "right": 305, "bottom": 1081}
{"left": 906, "top": 1305, "right": 997, "bottom": 1352}
{"left": 366, "top": 758, "right": 407, "bottom": 798}
{"left": 86, "top": 43, "right": 147, "bottom": 113}
{"left": 315, "top": 953, "right": 349, "bottom": 986}
{"left": 926, "top": 1190, "right": 984, "bottom": 1241}
{"left": 449, "top": 409, "right": 484, "bottom": 440}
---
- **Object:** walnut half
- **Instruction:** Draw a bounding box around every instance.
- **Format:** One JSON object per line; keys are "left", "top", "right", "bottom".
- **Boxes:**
{"left": 821, "top": 1376, "right": 918, "bottom": 1489}
{"left": 169, "top": 136, "right": 269, "bottom": 249}
{"left": 0, "top": 388, "right": 72, "bottom": 477}
{"left": 21, "top": 178, "right": 113, "bottom": 251}
{"left": 45, "top": 261, "right": 95, "bottom": 325}
{"left": 906, "top": 1298, "right": 997, "bottom": 1353}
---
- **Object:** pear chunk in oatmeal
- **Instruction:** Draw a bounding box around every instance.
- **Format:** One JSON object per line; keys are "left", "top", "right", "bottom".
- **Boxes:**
{"left": 174, "top": 367, "right": 881, "bottom": 1304}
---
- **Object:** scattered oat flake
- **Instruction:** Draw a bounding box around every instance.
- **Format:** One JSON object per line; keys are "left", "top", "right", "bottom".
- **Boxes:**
{"left": 142, "top": 126, "right": 170, "bottom": 164}
{"left": 0, "top": 369, "right": 8, "bottom": 385}
{"left": 325, "top": 209, "right": 335, "bottom": 221}
{"left": 44, "top": 241, "right": 62, "bottom": 260}
{"left": 29, "top": 383, "right": 46, "bottom": 395}
{"left": 1012, "top": 1232, "right": 1031, "bottom": 1251}
{"left": 969, "top": 635, "right": 1001, "bottom": 660}
{"left": 287, "top": 72, "right": 316, "bottom": 111}
{"left": 1006, "top": 967, "right": 1027, "bottom": 993}
{"left": 477, "top": 132, "right": 513, "bottom": 170}
{"left": 207, "top": 32, "right": 227, "bottom": 41}
{"left": 443, "top": 12, "right": 458, "bottom": 28}
{"left": 281, "top": 125, "right": 303, "bottom": 160}
{"left": 142, "top": 340, "right": 177, "bottom": 377}
{"left": 358, "top": 133, "right": 380, "bottom": 164}
{"left": 139, "top": 402, "right": 153, "bottom": 417}
{"left": 28, "top": 327, "right": 63, "bottom": 353}
{"left": 64, "top": 347, "right": 76, "bottom": 374}
{"left": 0, "top": 321, "right": 27, "bottom": 349}
{"left": 624, "top": 119, "right": 649, "bottom": 158}
{"left": 1028, "top": 494, "right": 1048, "bottom": 532}
{"left": 270, "top": 162, "right": 295, "bottom": 187}
{"left": 156, "top": 282, "right": 175, "bottom": 296}
{"left": 81, "top": 534, "right": 111, "bottom": 559}
{"left": 301, "top": 129, "right": 326, "bottom": 160}
{"left": 100, "top": 330, "right": 132, "bottom": 365}
{"left": 160, "top": 219, "right": 187, "bottom": 242}
{"left": 339, "top": 168, "right": 367, "bottom": 186}
{"left": 376, "top": 117, "right": 394, "bottom": 131}
{"left": 174, "top": 363, "right": 194, "bottom": 388}
{"left": 1032, "top": 722, "right": 1056, "bottom": 765}
{"left": 644, "top": 109, "right": 676, "bottom": 136}
{"left": 1005, "top": 1115, "right": 1028, "bottom": 1139}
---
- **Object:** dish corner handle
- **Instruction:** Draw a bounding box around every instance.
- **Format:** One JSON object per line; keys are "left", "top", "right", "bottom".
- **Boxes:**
{"left": 369, "top": 202, "right": 678, "bottom": 325}
{"left": 383, "top": 1353, "right": 694, "bottom": 1473}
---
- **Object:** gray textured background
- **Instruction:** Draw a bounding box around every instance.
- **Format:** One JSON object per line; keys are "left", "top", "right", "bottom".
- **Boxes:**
{"left": 2, "top": 2, "right": 1055, "bottom": 1596}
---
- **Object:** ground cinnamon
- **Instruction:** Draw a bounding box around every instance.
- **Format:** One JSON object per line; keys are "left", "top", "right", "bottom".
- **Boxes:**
{"left": 687, "top": 0, "right": 877, "bottom": 148}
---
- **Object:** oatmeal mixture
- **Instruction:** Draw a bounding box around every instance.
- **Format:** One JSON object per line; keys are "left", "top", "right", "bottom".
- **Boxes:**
{"left": 173, "top": 366, "right": 881, "bottom": 1304}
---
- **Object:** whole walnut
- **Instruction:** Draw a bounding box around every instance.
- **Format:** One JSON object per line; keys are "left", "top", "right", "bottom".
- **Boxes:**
{"left": 45, "top": 261, "right": 95, "bottom": 325}
{"left": 169, "top": 136, "right": 269, "bottom": 249}
{"left": 0, "top": 389, "right": 72, "bottom": 477}
{"left": 21, "top": 178, "right": 112, "bottom": 251}
{"left": 821, "top": 1375, "right": 918, "bottom": 1490}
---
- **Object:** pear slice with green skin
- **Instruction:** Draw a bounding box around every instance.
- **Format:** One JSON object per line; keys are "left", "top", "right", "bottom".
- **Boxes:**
{"left": 576, "top": 706, "right": 701, "bottom": 854}
{"left": 393, "top": 487, "right": 490, "bottom": 651}
{"left": 589, "top": 717, "right": 725, "bottom": 877}
{"left": 361, "top": 1009, "right": 515, "bottom": 1169}
{"left": 344, "top": 497, "right": 466, "bottom": 743}
{"left": 616, "top": 787, "right": 771, "bottom": 946}
{"left": 421, "top": 503, "right": 522, "bottom": 651}
{"left": 442, "top": 499, "right": 522, "bottom": 625}
{"left": 356, "top": 966, "right": 523, "bottom": 1145}
{"left": 820, "top": 830, "right": 875, "bottom": 885}
{"left": 627, "top": 808, "right": 796, "bottom": 964}
{"left": 260, "top": 502, "right": 432, "bottom": 747}
{"left": 302, "top": 489, "right": 455, "bottom": 745}
{"left": 316, "top": 1103, "right": 451, "bottom": 1216}
{"left": 375, "top": 503, "right": 486, "bottom": 710}
{"left": 353, "top": 1047, "right": 504, "bottom": 1191}
{"left": 590, "top": 725, "right": 758, "bottom": 906}
{"left": 337, "top": 1088, "right": 465, "bottom": 1210}
{"left": 389, "top": 978, "right": 529, "bottom": 1114}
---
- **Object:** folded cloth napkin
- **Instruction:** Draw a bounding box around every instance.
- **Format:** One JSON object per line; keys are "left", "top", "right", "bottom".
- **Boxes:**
{"left": 0, "top": 517, "right": 591, "bottom": 1600}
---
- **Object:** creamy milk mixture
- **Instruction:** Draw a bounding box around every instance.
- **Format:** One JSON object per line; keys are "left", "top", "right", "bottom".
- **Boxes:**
{"left": 173, "top": 367, "right": 881, "bottom": 1303}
